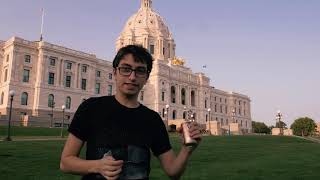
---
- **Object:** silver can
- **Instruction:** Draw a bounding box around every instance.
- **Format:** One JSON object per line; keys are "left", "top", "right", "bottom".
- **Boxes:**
{"left": 182, "top": 121, "right": 197, "bottom": 146}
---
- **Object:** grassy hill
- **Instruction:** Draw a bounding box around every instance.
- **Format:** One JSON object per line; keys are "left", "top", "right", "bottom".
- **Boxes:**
{"left": 0, "top": 127, "right": 320, "bottom": 179}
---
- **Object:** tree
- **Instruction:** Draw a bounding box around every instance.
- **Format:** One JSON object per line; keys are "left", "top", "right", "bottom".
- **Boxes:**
{"left": 252, "top": 121, "right": 271, "bottom": 134}
{"left": 276, "top": 121, "right": 287, "bottom": 129}
{"left": 290, "top": 117, "right": 316, "bottom": 136}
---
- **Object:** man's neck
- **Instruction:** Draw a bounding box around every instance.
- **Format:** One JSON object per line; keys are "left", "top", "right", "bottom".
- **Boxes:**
{"left": 115, "top": 93, "right": 140, "bottom": 108}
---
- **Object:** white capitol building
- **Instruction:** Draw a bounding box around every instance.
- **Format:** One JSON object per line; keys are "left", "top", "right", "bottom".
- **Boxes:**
{"left": 0, "top": 0, "right": 252, "bottom": 134}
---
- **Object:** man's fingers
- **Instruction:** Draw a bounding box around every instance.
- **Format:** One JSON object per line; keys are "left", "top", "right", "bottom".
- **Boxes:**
{"left": 102, "top": 167, "right": 122, "bottom": 178}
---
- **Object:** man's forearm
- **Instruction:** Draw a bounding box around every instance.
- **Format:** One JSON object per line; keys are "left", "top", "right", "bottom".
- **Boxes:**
{"left": 166, "top": 146, "right": 193, "bottom": 180}
{"left": 60, "top": 156, "right": 100, "bottom": 175}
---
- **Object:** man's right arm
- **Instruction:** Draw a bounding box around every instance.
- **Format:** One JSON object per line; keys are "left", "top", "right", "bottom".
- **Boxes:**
{"left": 60, "top": 133, "right": 101, "bottom": 175}
{"left": 60, "top": 133, "right": 123, "bottom": 179}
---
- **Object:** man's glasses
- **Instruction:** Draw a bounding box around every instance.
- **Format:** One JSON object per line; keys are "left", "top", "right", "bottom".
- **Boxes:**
{"left": 117, "top": 67, "right": 149, "bottom": 78}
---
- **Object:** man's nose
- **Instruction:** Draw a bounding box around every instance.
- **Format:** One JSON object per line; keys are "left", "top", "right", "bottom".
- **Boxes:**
{"left": 128, "top": 71, "right": 137, "bottom": 80}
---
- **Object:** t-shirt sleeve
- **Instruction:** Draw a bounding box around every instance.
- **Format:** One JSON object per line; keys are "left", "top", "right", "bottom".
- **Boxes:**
{"left": 150, "top": 113, "right": 172, "bottom": 157}
{"left": 68, "top": 98, "right": 94, "bottom": 141}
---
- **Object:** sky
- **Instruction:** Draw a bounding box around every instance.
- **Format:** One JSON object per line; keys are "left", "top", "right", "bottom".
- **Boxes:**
{"left": 1, "top": 0, "right": 319, "bottom": 126}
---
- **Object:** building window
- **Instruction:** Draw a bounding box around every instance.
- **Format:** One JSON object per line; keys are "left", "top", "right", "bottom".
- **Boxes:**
{"left": 225, "top": 106, "right": 228, "bottom": 114}
{"left": 25, "top": 55, "right": 31, "bottom": 63}
{"left": 239, "top": 100, "right": 241, "bottom": 106}
{"left": 239, "top": 108, "right": 241, "bottom": 115}
{"left": 183, "top": 112, "right": 186, "bottom": 119}
{"left": 21, "top": 92, "right": 28, "bottom": 105}
{"left": 225, "top": 98, "right": 227, "bottom": 103}
{"left": 96, "top": 70, "right": 101, "bottom": 77}
{"left": 181, "top": 88, "right": 186, "bottom": 105}
{"left": 82, "top": 65, "right": 87, "bottom": 73}
{"left": 4, "top": 69, "right": 8, "bottom": 82}
{"left": 48, "top": 72, "right": 55, "bottom": 85}
{"left": 23, "top": 69, "right": 30, "bottom": 82}
{"left": 172, "top": 110, "right": 176, "bottom": 119}
{"left": 191, "top": 90, "right": 195, "bottom": 106}
{"left": 162, "top": 108, "right": 165, "bottom": 118}
{"left": 6, "top": 54, "right": 9, "bottom": 62}
{"left": 214, "top": 104, "right": 217, "bottom": 112}
{"left": 66, "top": 96, "right": 71, "bottom": 109}
{"left": 95, "top": 83, "right": 100, "bottom": 94}
{"left": 107, "top": 85, "right": 113, "bottom": 96}
{"left": 205, "top": 99, "right": 207, "bottom": 108}
{"left": 140, "top": 91, "right": 144, "bottom": 101}
{"left": 65, "top": 62, "right": 72, "bottom": 70}
{"left": 65, "top": 75, "right": 71, "bottom": 87}
{"left": 220, "top": 98, "right": 222, "bottom": 102}
{"left": 49, "top": 57, "right": 56, "bottom": 66}
{"left": 150, "top": 44, "right": 155, "bottom": 54}
{"left": 81, "top": 79, "right": 87, "bottom": 90}
{"left": 0, "top": 92, "right": 4, "bottom": 105}
{"left": 214, "top": 96, "right": 216, "bottom": 101}
{"left": 163, "top": 47, "right": 165, "bottom": 55}
{"left": 171, "top": 86, "right": 176, "bottom": 103}
{"left": 48, "top": 94, "right": 54, "bottom": 107}
{"left": 108, "top": 73, "right": 112, "bottom": 80}
{"left": 220, "top": 105, "right": 223, "bottom": 113}
{"left": 161, "top": 91, "right": 165, "bottom": 101}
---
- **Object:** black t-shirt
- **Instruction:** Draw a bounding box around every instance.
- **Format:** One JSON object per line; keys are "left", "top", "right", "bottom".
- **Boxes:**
{"left": 68, "top": 96, "right": 172, "bottom": 180}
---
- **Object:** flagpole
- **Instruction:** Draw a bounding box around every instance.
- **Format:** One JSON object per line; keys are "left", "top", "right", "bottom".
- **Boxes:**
{"left": 40, "top": 8, "right": 44, "bottom": 41}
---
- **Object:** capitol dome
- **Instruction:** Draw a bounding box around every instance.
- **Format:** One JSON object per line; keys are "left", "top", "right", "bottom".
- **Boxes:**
{"left": 116, "top": 0, "right": 176, "bottom": 61}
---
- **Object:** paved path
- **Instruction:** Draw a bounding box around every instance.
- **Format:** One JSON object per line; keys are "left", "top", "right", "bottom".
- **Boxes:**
{"left": 293, "top": 135, "right": 320, "bottom": 143}
{"left": 0, "top": 136, "right": 66, "bottom": 142}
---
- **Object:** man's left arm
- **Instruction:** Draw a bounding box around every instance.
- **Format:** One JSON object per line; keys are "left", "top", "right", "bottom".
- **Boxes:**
{"left": 158, "top": 122, "right": 202, "bottom": 180}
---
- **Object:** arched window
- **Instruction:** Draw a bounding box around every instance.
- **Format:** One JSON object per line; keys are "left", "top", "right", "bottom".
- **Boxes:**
{"left": 66, "top": 96, "right": 71, "bottom": 109}
{"left": 181, "top": 88, "right": 186, "bottom": 105}
{"left": 191, "top": 91, "right": 195, "bottom": 106}
{"left": 0, "top": 92, "right": 4, "bottom": 105}
{"left": 205, "top": 98, "right": 207, "bottom": 108}
{"left": 21, "top": 92, "right": 28, "bottom": 105}
{"left": 48, "top": 94, "right": 54, "bottom": 107}
{"left": 172, "top": 110, "right": 176, "bottom": 119}
{"left": 171, "top": 86, "right": 176, "bottom": 103}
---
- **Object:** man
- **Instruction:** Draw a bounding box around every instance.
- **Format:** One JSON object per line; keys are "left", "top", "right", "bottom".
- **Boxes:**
{"left": 60, "top": 45, "right": 202, "bottom": 180}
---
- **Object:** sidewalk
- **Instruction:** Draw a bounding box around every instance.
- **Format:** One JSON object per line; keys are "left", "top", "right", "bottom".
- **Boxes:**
{"left": 0, "top": 136, "right": 67, "bottom": 142}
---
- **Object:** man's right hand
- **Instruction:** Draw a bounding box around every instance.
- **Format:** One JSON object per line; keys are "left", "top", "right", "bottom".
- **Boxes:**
{"left": 98, "top": 155, "right": 124, "bottom": 180}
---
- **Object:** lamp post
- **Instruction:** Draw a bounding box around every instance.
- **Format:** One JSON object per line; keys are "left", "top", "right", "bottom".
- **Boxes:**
{"left": 207, "top": 108, "right": 211, "bottom": 135}
{"left": 230, "top": 108, "right": 236, "bottom": 135}
{"left": 276, "top": 110, "right": 283, "bottom": 135}
{"left": 50, "top": 101, "right": 55, "bottom": 128}
{"left": 4, "top": 90, "right": 15, "bottom": 141}
{"left": 165, "top": 104, "right": 169, "bottom": 130}
{"left": 60, "top": 105, "right": 66, "bottom": 138}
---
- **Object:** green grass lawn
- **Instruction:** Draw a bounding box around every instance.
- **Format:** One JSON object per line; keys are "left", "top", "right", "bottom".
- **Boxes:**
{"left": 1, "top": 127, "right": 320, "bottom": 180}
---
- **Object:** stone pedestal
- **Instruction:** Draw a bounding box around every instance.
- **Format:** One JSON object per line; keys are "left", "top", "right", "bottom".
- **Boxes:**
{"left": 283, "top": 129, "right": 293, "bottom": 136}
{"left": 230, "top": 123, "right": 241, "bottom": 135}
{"left": 206, "top": 121, "right": 222, "bottom": 135}
{"left": 272, "top": 128, "right": 283, "bottom": 135}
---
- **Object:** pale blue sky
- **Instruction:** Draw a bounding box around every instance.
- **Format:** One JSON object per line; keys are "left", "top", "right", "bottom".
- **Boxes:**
{"left": 1, "top": 0, "right": 319, "bottom": 126}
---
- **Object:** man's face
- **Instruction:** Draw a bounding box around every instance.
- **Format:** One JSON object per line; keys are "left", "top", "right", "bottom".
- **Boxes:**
{"left": 114, "top": 54, "right": 148, "bottom": 97}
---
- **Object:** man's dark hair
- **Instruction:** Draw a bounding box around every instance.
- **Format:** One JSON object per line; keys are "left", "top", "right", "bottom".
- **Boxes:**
{"left": 112, "top": 45, "right": 153, "bottom": 76}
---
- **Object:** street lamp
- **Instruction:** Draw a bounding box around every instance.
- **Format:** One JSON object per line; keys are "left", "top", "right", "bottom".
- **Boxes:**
{"left": 60, "top": 105, "right": 66, "bottom": 138}
{"left": 207, "top": 108, "right": 211, "bottom": 135}
{"left": 230, "top": 108, "right": 236, "bottom": 135}
{"left": 4, "top": 90, "right": 15, "bottom": 141}
{"left": 50, "top": 101, "right": 55, "bottom": 128}
{"left": 165, "top": 104, "right": 169, "bottom": 130}
{"left": 276, "top": 110, "right": 283, "bottom": 135}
